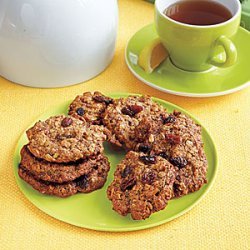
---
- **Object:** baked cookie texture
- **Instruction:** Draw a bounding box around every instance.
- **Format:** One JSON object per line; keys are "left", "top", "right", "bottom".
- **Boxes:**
{"left": 20, "top": 145, "right": 109, "bottom": 183}
{"left": 102, "top": 95, "right": 167, "bottom": 149}
{"left": 18, "top": 153, "right": 110, "bottom": 197}
{"left": 18, "top": 92, "right": 208, "bottom": 219}
{"left": 18, "top": 167, "right": 78, "bottom": 198}
{"left": 26, "top": 115, "right": 107, "bottom": 163}
{"left": 75, "top": 154, "right": 110, "bottom": 193}
{"left": 133, "top": 111, "right": 208, "bottom": 197}
{"left": 107, "top": 151, "right": 176, "bottom": 220}
{"left": 68, "top": 91, "right": 113, "bottom": 125}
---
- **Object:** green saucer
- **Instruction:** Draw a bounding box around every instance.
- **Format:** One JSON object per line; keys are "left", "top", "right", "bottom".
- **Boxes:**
{"left": 14, "top": 94, "right": 217, "bottom": 232}
{"left": 125, "top": 24, "right": 250, "bottom": 97}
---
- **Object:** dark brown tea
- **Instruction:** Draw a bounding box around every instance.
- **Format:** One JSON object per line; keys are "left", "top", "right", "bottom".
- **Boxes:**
{"left": 164, "top": 0, "right": 233, "bottom": 26}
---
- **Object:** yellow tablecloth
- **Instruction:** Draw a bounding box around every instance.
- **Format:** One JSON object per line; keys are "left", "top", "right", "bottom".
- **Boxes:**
{"left": 0, "top": 1, "right": 249, "bottom": 249}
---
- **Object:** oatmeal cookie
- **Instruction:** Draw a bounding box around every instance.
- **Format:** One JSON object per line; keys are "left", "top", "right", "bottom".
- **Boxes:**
{"left": 107, "top": 151, "right": 176, "bottom": 220}
{"left": 102, "top": 95, "right": 166, "bottom": 149}
{"left": 76, "top": 153, "right": 110, "bottom": 193}
{"left": 68, "top": 91, "right": 113, "bottom": 125}
{"left": 20, "top": 145, "right": 108, "bottom": 183}
{"left": 18, "top": 166, "right": 78, "bottom": 198}
{"left": 134, "top": 111, "right": 208, "bottom": 197}
{"left": 18, "top": 155, "right": 110, "bottom": 197}
{"left": 26, "top": 115, "right": 107, "bottom": 163}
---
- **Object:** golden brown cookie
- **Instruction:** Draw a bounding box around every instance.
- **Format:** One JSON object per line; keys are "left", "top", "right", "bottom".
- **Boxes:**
{"left": 20, "top": 145, "right": 109, "bottom": 183}
{"left": 18, "top": 154, "right": 110, "bottom": 197}
{"left": 133, "top": 111, "right": 208, "bottom": 197}
{"left": 107, "top": 151, "right": 176, "bottom": 220}
{"left": 102, "top": 95, "right": 167, "bottom": 149}
{"left": 26, "top": 115, "right": 107, "bottom": 163}
{"left": 68, "top": 91, "right": 113, "bottom": 125}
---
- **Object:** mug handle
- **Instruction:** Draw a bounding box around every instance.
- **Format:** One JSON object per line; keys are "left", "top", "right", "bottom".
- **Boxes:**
{"left": 209, "top": 35, "right": 237, "bottom": 68}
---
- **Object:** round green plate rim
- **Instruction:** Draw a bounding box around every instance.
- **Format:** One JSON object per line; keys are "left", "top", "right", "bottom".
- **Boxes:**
{"left": 14, "top": 93, "right": 218, "bottom": 232}
{"left": 125, "top": 24, "right": 250, "bottom": 98}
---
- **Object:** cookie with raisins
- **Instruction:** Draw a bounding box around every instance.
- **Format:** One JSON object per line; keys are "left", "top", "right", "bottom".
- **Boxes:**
{"left": 107, "top": 151, "right": 176, "bottom": 220}
{"left": 26, "top": 115, "right": 107, "bottom": 163}
{"left": 68, "top": 91, "right": 113, "bottom": 125}
{"left": 103, "top": 95, "right": 166, "bottom": 149}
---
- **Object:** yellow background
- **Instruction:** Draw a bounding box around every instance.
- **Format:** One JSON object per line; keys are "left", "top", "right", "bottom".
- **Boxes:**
{"left": 0, "top": 1, "right": 249, "bottom": 249}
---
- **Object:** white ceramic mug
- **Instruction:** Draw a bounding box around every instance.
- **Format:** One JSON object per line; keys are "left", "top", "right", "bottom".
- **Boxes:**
{"left": 0, "top": 0, "right": 118, "bottom": 88}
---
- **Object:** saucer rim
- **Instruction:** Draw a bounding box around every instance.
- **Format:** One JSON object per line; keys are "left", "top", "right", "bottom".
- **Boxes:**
{"left": 125, "top": 25, "right": 250, "bottom": 98}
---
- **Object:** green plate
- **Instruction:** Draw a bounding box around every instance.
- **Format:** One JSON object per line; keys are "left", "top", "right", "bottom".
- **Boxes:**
{"left": 14, "top": 94, "right": 218, "bottom": 232}
{"left": 126, "top": 24, "right": 250, "bottom": 97}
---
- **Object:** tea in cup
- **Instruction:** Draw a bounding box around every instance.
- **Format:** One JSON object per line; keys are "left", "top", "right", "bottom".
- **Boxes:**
{"left": 155, "top": 0, "right": 241, "bottom": 71}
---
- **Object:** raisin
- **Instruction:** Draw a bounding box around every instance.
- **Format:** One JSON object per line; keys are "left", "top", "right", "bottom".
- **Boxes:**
{"left": 93, "top": 95, "right": 113, "bottom": 105}
{"left": 130, "top": 105, "right": 143, "bottom": 114}
{"left": 168, "top": 115, "right": 176, "bottom": 123}
{"left": 138, "top": 144, "right": 151, "bottom": 153}
{"left": 176, "top": 175, "right": 181, "bottom": 181}
{"left": 169, "top": 157, "right": 187, "bottom": 169}
{"left": 139, "top": 155, "right": 156, "bottom": 164}
{"left": 141, "top": 171, "right": 156, "bottom": 185}
{"left": 173, "top": 110, "right": 181, "bottom": 116}
{"left": 61, "top": 117, "right": 73, "bottom": 127}
{"left": 121, "top": 166, "right": 133, "bottom": 178}
{"left": 121, "top": 105, "right": 143, "bottom": 117}
{"left": 173, "top": 183, "right": 180, "bottom": 192}
{"left": 166, "top": 134, "right": 181, "bottom": 144}
{"left": 76, "top": 107, "right": 84, "bottom": 116}
{"left": 121, "top": 107, "right": 135, "bottom": 116}
{"left": 120, "top": 177, "right": 136, "bottom": 191}
{"left": 162, "top": 115, "right": 176, "bottom": 124}
{"left": 76, "top": 175, "right": 88, "bottom": 188}
{"left": 158, "top": 152, "right": 168, "bottom": 159}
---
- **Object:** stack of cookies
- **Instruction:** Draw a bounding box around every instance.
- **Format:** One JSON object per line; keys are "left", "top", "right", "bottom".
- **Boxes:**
{"left": 18, "top": 115, "right": 110, "bottom": 197}
{"left": 18, "top": 92, "right": 208, "bottom": 220}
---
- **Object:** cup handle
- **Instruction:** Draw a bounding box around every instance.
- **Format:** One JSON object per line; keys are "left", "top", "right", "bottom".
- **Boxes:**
{"left": 209, "top": 35, "right": 237, "bottom": 68}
